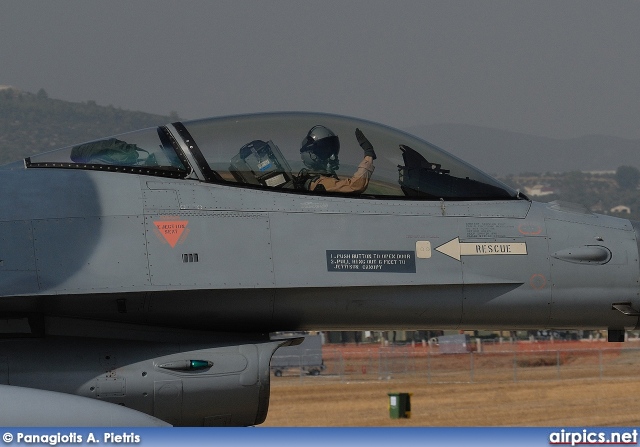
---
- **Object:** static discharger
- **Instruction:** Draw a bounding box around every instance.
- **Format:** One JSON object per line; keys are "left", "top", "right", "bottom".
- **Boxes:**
{"left": 158, "top": 360, "right": 213, "bottom": 371}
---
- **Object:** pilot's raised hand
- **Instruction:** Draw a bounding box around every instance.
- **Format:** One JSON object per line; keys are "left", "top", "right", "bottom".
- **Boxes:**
{"left": 355, "top": 128, "right": 376, "bottom": 160}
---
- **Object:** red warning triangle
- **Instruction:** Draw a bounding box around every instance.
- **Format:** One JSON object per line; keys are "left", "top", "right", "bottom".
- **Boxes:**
{"left": 154, "top": 220, "right": 188, "bottom": 248}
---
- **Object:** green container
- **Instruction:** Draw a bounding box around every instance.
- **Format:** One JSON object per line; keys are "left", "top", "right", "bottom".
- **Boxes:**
{"left": 388, "top": 392, "right": 411, "bottom": 419}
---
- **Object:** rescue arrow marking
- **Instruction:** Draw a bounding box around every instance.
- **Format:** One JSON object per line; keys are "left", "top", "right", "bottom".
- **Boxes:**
{"left": 435, "top": 237, "right": 527, "bottom": 261}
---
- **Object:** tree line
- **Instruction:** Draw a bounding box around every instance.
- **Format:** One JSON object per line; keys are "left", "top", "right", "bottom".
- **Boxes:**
{"left": 501, "top": 166, "right": 640, "bottom": 219}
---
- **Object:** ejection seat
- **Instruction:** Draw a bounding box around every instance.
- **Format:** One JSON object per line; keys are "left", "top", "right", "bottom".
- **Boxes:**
{"left": 229, "top": 140, "right": 294, "bottom": 188}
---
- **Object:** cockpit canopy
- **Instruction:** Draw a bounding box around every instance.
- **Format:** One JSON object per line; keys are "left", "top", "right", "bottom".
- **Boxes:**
{"left": 26, "top": 112, "right": 518, "bottom": 200}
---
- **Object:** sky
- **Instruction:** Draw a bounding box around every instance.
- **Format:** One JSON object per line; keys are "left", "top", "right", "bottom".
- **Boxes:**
{"left": 1, "top": 0, "right": 640, "bottom": 140}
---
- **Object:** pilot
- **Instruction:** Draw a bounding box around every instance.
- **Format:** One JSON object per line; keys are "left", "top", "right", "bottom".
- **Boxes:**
{"left": 298, "top": 125, "right": 376, "bottom": 193}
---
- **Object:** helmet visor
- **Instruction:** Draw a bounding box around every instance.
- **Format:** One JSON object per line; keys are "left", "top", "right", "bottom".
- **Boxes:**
{"left": 301, "top": 135, "right": 340, "bottom": 160}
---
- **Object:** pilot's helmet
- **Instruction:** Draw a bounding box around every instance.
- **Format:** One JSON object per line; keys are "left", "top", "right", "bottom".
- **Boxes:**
{"left": 300, "top": 125, "right": 340, "bottom": 172}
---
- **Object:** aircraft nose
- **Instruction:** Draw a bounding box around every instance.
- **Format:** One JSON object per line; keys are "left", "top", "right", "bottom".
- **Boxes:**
{"left": 604, "top": 219, "right": 640, "bottom": 340}
{"left": 630, "top": 219, "right": 640, "bottom": 287}
{"left": 632, "top": 220, "right": 640, "bottom": 257}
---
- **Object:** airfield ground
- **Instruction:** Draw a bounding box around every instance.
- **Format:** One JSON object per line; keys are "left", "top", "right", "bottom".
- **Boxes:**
{"left": 263, "top": 340, "right": 640, "bottom": 426}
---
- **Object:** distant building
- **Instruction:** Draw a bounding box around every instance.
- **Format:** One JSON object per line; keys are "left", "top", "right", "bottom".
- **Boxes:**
{"left": 591, "top": 201, "right": 605, "bottom": 213}
{"left": 524, "top": 185, "right": 555, "bottom": 197}
{"left": 584, "top": 170, "right": 616, "bottom": 175}
{"left": 611, "top": 205, "right": 631, "bottom": 214}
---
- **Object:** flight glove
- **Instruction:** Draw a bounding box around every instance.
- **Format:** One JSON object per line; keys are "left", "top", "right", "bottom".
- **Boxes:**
{"left": 355, "top": 128, "right": 376, "bottom": 160}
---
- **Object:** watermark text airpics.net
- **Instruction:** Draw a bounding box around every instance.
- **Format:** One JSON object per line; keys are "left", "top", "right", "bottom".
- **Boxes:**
{"left": 549, "top": 429, "right": 638, "bottom": 446}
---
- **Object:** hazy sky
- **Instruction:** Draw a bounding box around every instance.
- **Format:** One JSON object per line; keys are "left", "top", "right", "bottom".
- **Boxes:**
{"left": 2, "top": 1, "right": 640, "bottom": 139}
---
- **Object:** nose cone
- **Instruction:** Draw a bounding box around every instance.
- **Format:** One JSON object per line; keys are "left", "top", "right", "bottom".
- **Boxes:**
{"left": 630, "top": 219, "right": 640, "bottom": 282}
{"left": 545, "top": 213, "right": 640, "bottom": 329}
{"left": 619, "top": 219, "right": 640, "bottom": 330}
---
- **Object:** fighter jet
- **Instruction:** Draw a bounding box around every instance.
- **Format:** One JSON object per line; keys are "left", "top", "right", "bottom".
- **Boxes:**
{"left": 0, "top": 112, "right": 638, "bottom": 426}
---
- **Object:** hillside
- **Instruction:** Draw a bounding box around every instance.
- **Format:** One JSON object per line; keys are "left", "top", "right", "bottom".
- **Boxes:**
{"left": 406, "top": 123, "right": 640, "bottom": 177}
{"left": 2, "top": 87, "right": 637, "bottom": 176}
{"left": 0, "top": 87, "right": 176, "bottom": 165}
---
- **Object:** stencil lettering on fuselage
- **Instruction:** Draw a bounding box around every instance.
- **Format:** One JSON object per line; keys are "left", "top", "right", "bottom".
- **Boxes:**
{"left": 326, "top": 250, "right": 416, "bottom": 273}
{"left": 154, "top": 220, "right": 189, "bottom": 248}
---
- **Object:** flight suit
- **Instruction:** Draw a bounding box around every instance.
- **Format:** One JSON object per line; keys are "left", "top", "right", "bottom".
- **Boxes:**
{"left": 309, "top": 156, "right": 375, "bottom": 193}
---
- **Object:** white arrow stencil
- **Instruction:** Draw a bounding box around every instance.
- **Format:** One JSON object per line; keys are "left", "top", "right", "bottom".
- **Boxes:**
{"left": 435, "top": 238, "right": 527, "bottom": 261}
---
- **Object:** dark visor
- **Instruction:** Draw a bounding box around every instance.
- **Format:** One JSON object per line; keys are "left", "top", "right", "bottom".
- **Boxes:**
{"left": 301, "top": 135, "right": 340, "bottom": 160}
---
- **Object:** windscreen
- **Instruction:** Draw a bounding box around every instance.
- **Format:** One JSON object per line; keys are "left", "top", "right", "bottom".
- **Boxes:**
{"left": 26, "top": 126, "right": 189, "bottom": 178}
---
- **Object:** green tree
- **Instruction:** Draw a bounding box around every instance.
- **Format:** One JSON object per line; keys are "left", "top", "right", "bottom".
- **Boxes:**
{"left": 616, "top": 166, "right": 640, "bottom": 190}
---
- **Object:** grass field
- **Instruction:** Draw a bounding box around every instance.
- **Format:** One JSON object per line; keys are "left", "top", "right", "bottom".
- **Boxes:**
{"left": 262, "top": 341, "right": 640, "bottom": 427}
